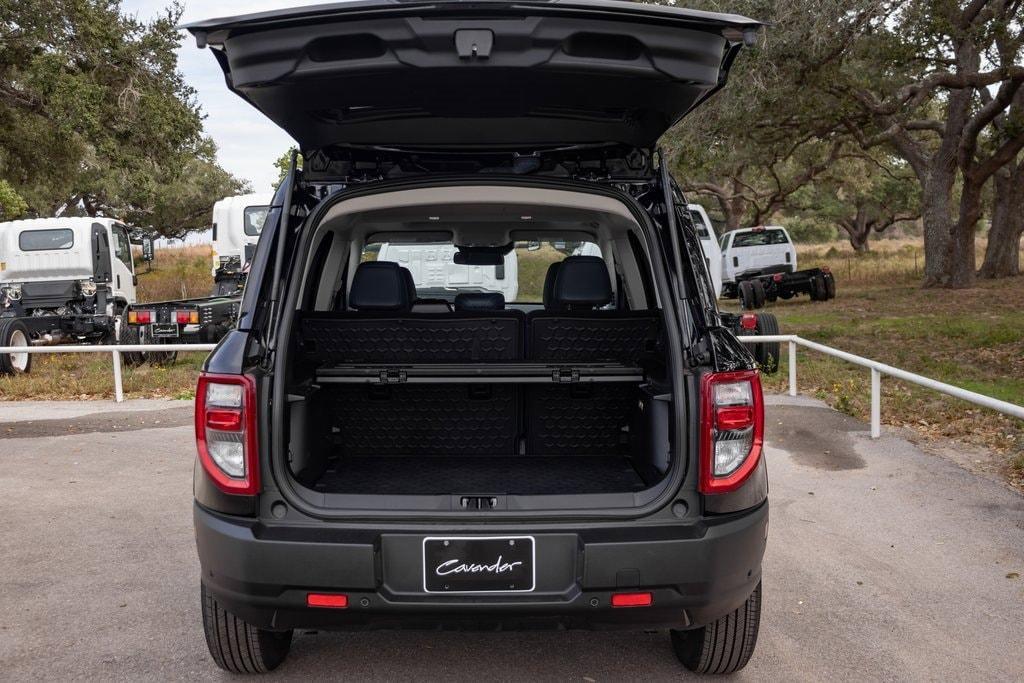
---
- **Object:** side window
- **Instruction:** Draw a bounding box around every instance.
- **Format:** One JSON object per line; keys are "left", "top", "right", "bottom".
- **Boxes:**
{"left": 112, "top": 226, "right": 134, "bottom": 272}
{"left": 719, "top": 234, "right": 730, "bottom": 251}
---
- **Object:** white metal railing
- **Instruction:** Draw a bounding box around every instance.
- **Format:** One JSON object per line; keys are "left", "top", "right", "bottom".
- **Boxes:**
{"left": 0, "top": 344, "right": 216, "bottom": 403}
{"left": 738, "top": 335, "right": 1024, "bottom": 437}
{"left": 2, "top": 337, "right": 1023, "bottom": 436}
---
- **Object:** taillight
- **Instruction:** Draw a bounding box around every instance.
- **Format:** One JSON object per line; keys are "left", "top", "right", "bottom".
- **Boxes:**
{"left": 699, "top": 370, "right": 764, "bottom": 494}
{"left": 739, "top": 313, "right": 758, "bottom": 330}
{"left": 195, "top": 373, "right": 259, "bottom": 495}
{"left": 134, "top": 310, "right": 154, "bottom": 324}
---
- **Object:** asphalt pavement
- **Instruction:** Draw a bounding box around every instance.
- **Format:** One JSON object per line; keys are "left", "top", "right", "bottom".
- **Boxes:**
{"left": 0, "top": 396, "right": 1021, "bottom": 681}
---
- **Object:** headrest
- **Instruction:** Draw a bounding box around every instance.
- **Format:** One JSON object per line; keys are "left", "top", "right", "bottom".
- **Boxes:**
{"left": 399, "top": 266, "right": 417, "bottom": 302}
{"left": 348, "top": 261, "right": 411, "bottom": 311}
{"left": 552, "top": 256, "right": 612, "bottom": 309}
{"left": 454, "top": 292, "right": 506, "bottom": 311}
{"left": 542, "top": 261, "right": 563, "bottom": 310}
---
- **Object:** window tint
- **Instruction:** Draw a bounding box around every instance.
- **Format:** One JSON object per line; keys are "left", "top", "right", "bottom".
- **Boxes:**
{"left": 112, "top": 226, "right": 133, "bottom": 271}
{"left": 243, "top": 206, "right": 270, "bottom": 236}
{"left": 19, "top": 229, "right": 74, "bottom": 251}
{"left": 688, "top": 210, "right": 710, "bottom": 238}
{"left": 732, "top": 229, "right": 790, "bottom": 248}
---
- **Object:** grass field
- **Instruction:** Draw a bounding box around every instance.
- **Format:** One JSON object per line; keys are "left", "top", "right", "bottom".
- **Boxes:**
{"left": 2, "top": 239, "right": 1021, "bottom": 488}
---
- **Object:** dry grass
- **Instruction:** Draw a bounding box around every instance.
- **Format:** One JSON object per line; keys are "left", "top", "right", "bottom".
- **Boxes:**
{"left": 135, "top": 245, "right": 215, "bottom": 302}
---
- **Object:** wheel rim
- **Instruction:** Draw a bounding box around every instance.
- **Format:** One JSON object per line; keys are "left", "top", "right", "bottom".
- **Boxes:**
{"left": 8, "top": 329, "right": 28, "bottom": 372}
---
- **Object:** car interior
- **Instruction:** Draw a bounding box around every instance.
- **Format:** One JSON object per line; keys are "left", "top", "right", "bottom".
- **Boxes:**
{"left": 280, "top": 186, "right": 678, "bottom": 510}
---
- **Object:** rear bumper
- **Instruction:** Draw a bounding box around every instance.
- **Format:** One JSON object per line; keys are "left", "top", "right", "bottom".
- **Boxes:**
{"left": 194, "top": 501, "right": 767, "bottom": 632}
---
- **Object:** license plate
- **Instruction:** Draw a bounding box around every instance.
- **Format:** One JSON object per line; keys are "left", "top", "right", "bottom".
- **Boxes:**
{"left": 150, "top": 323, "right": 179, "bottom": 338}
{"left": 423, "top": 536, "right": 535, "bottom": 593}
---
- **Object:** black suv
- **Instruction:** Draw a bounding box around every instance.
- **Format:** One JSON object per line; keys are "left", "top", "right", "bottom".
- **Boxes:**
{"left": 185, "top": 1, "right": 767, "bottom": 675}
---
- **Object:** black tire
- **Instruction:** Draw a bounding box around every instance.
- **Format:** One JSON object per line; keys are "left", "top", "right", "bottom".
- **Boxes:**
{"left": 118, "top": 312, "right": 147, "bottom": 368}
{"left": 753, "top": 313, "right": 780, "bottom": 373}
{"left": 201, "top": 583, "right": 293, "bottom": 674}
{"left": 0, "top": 319, "right": 32, "bottom": 375}
{"left": 738, "top": 281, "right": 757, "bottom": 310}
{"left": 810, "top": 274, "right": 827, "bottom": 301}
{"left": 750, "top": 279, "right": 767, "bottom": 308}
{"left": 671, "top": 582, "right": 762, "bottom": 675}
{"left": 824, "top": 272, "right": 837, "bottom": 299}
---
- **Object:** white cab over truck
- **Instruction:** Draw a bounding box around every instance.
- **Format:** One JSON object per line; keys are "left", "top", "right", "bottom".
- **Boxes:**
{"left": 686, "top": 204, "right": 723, "bottom": 298}
{"left": 0, "top": 217, "right": 152, "bottom": 373}
{"left": 719, "top": 225, "right": 835, "bottom": 309}
{"left": 211, "top": 192, "right": 273, "bottom": 295}
{"left": 378, "top": 241, "right": 519, "bottom": 303}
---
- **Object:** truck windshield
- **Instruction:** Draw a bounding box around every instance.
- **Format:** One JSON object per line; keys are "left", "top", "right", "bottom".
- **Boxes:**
{"left": 19, "top": 229, "right": 74, "bottom": 251}
{"left": 732, "top": 229, "right": 789, "bottom": 248}
{"left": 243, "top": 206, "right": 270, "bottom": 236}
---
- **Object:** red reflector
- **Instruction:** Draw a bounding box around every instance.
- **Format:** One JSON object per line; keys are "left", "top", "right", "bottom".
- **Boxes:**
{"left": 136, "top": 310, "right": 152, "bottom": 324}
{"left": 307, "top": 593, "right": 348, "bottom": 609}
{"left": 206, "top": 408, "right": 242, "bottom": 431}
{"left": 821, "top": 266, "right": 831, "bottom": 274}
{"left": 716, "top": 405, "right": 754, "bottom": 430}
{"left": 176, "top": 310, "right": 190, "bottom": 324}
{"left": 773, "top": 273, "right": 783, "bottom": 282}
{"left": 739, "top": 313, "right": 758, "bottom": 330}
{"left": 611, "top": 592, "right": 653, "bottom": 608}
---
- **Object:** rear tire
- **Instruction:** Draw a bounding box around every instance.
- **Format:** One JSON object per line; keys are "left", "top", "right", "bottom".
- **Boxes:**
{"left": 201, "top": 583, "right": 293, "bottom": 674}
{"left": 750, "top": 279, "right": 767, "bottom": 308}
{"left": 118, "top": 311, "right": 147, "bottom": 367}
{"left": 0, "top": 319, "right": 32, "bottom": 375}
{"left": 738, "top": 281, "right": 757, "bottom": 310}
{"left": 809, "top": 274, "right": 827, "bottom": 301}
{"left": 753, "top": 313, "right": 780, "bottom": 373}
{"left": 824, "top": 272, "right": 837, "bottom": 299}
{"left": 671, "top": 582, "right": 762, "bottom": 675}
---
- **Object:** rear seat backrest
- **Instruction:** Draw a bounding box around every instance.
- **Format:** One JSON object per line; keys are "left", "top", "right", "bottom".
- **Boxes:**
{"left": 302, "top": 261, "right": 523, "bottom": 363}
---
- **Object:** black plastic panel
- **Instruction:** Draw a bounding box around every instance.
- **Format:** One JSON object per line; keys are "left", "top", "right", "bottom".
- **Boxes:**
{"left": 301, "top": 313, "right": 522, "bottom": 363}
{"left": 527, "top": 312, "right": 661, "bottom": 364}
{"left": 525, "top": 383, "right": 639, "bottom": 455}
{"left": 327, "top": 383, "right": 519, "bottom": 455}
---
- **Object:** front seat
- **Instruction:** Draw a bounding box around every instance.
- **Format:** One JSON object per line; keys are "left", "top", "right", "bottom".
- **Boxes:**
{"left": 347, "top": 261, "right": 412, "bottom": 311}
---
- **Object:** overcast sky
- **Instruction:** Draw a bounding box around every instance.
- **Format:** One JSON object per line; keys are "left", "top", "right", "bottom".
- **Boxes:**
{"left": 122, "top": 1, "right": 327, "bottom": 192}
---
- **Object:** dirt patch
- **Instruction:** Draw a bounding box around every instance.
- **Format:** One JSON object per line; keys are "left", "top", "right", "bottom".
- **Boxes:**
{"left": 766, "top": 405, "right": 865, "bottom": 470}
{"left": 0, "top": 407, "right": 193, "bottom": 439}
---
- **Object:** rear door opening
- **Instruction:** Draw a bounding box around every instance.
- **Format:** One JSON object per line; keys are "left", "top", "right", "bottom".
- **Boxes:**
{"left": 273, "top": 183, "right": 688, "bottom": 513}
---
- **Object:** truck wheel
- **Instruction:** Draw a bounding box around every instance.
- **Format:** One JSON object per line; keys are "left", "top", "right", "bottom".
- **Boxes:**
{"left": 738, "top": 281, "right": 757, "bottom": 310}
{"left": 754, "top": 313, "right": 780, "bottom": 373}
{"left": 751, "top": 279, "right": 767, "bottom": 308}
{"left": 0, "top": 319, "right": 32, "bottom": 375}
{"left": 671, "top": 582, "right": 762, "bottom": 675}
{"left": 824, "top": 272, "right": 837, "bottom": 299}
{"left": 810, "top": 274, "right": 827, "bottom": 301}
{"left": 118, "top": 312, "right": 147, "bottom": 367}
{"left": 201, "top": 583, "right": 292, "bottom": 674}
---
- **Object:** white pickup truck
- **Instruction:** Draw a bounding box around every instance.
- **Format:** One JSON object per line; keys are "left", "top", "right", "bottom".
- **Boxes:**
{"left": 377, "top": 242, "right": 519, "bottom": 303}
{"left": 0, "top": 217, "right": 153, "bottom": 373}
{"left": 719, "top": 225, "right": 835, "bottom": 309}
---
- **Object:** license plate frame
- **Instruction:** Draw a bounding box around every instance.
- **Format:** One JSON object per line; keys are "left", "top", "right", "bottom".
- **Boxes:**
{"left": 150, "top": 322, "right": 179, "bottom": 339}
{"left": 422, "top": 536, "right": 536, "bottom": 594}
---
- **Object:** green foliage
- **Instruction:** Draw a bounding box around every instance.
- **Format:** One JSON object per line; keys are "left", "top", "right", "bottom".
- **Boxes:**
{"left": 273, "top": 147, "right": 303, "bottom": 190}
{"left": 0, "top": 179, "right": 27, "bottom": 219}
{"left": 0, "top": 0, "right": 246, "bottom": 235}
{"left": 785, "top": 216, "right": 837, "bottom": 244}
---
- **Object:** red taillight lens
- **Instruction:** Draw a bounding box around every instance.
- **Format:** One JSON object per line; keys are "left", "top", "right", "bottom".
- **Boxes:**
{"left": 772, "top": 273, "right": 783, "bottom": 282}
{"left": 176, "top": 310, "right": 190, "bottom": 324}
{"left": 739, "top": 313, "right": 758, "bottom": 330}
{"left": 611, "top": 592, "right": 653, "bottom": 608}
{"left": 195, "top": 373, "right": 259, "bottom": 495}
{"left": 700, "top": 370, "right": 764, "bottom": 494}
{"left": 307, "top": 593, "right": 349, "bottom": 609}
{"left": 135, "top": 310, "right": 153, "bottom": 324}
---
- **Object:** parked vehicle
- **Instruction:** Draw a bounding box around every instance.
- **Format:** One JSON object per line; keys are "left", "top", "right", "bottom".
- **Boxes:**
{"left": 211, "top": 192, "right": 273, "bottom": 295}
{"left": 0, "top": 217, "right": 152, "bottom": 374}
{"left": 378, "top": 241, "right": 519, "bottom": 302}
{"left": 720, "top": 226, "right": 836, "bottom": 309}
{"left": 687, "top": 203, "right": 724, "bottom": 297}
{"left": 185, "top": 1, "right": 767, "bottom": 676}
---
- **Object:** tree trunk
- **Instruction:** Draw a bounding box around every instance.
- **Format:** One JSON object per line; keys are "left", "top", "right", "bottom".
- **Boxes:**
{"left": 839, "top": 206, "right": 871, "bottom": 252}
{"left": 920, "top": 164, "right": 958, "bottom": 286}
{"left": 979, "top": 162, "right": 1024, "bottom": 278}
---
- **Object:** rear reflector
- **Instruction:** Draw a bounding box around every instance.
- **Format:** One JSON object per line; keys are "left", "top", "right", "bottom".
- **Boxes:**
{"left": 611, "top": 592, "right": 653, "bottom": 608}
{"left": 739, "top": 313, "right": 757, "bottom": 330}
{"left": 206, "top": 408, "right": 242, "bottom": 432}
{"left": 307, "top": 593, "right": 348, "bottom": 608}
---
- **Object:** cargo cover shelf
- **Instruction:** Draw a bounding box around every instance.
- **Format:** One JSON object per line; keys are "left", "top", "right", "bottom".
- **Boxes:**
{"left": 314, "top": 362, "right": 644, "bottom": 385}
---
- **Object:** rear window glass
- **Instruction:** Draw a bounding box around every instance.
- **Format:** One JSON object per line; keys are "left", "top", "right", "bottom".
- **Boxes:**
{"left": 361, "top": 239, "right": 601, "bottom": 303}
{"left": 732, "top": 229, "right": 789, "bottom": 248}
{"left": 19, "top": 229, "right": 74, "bottom": 251}
{"left": 243, "top": 206, "right": 270, "bottom": 236}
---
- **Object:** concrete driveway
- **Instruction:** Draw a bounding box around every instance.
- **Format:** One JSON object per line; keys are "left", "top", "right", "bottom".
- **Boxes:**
{"left": 0, "top": 396, "right": 1021, "bottom": 681}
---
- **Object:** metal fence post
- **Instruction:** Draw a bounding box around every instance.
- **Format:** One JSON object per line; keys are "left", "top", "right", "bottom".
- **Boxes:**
{"left": 870, "top": 368, "right": 881, "bottom": 438}
{"left": 788, "top": 340, "right": 797, "bottom": 397}
{"left": 112, "top": 349, "right": 124, "bottom": 403}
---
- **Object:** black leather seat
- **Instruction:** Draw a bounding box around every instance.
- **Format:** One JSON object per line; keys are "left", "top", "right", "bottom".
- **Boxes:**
{"left": 400, "top": 266, "right": 452, "bottom": 312}
{"left": 524, "top": 256, "right": 662, "bottom": 455}
{"left": 454, "top": 292, "right": 505, "bottom": 311}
